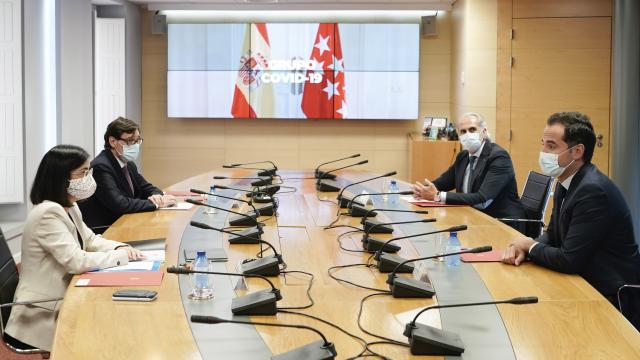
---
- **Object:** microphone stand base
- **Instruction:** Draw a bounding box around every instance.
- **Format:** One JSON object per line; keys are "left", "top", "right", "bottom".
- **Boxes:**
{"left": 271, "top": 340, "right": 337, "bottom": 360}
{"left": 315, "top": 171, "right": 337, "bottom": 180}
{"left": 231, "top": 289, "right": 278, "bottom": 316}
{"left": 362, "top": 219, "right": 394, "bottom": 234}
{"left": 316, "top": 181, "right": 341, "bottom": 192}
{"left": 391, "top": 277, "right": 436, "bottom": 298}
{"left": 339, "top": 197, "right": 365, "bottom": 209}
{"left": 377, "top": 253, "right": 414, "bottom": 273}
{"left": 363, "top": 237, "right": 401, "bottom": 253}
{"left": 404, "top": 323, "right": 465, "bottom": 356}
{"left": 241, "top": 256, "right": 281, "bottom": 277}
{"left": 228, "top": 227, "right": 263, "bottom": 244}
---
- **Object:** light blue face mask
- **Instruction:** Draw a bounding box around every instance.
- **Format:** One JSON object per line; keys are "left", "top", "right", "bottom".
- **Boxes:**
{"left": 120, "top": 143, "right": 140, "bottom": 162}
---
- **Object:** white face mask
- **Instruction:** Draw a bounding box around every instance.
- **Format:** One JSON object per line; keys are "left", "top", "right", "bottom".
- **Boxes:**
{"left": 460, "top": 132, "right": 483, "bottom": 153}
{"left": 538, "top": 146, "right": 575, "bottom": 178}
{"left": 119, "top": 143, "right": 140, "bottom": 163}
{"left": 68, "top": 169, "right": 97, "bottom": 200}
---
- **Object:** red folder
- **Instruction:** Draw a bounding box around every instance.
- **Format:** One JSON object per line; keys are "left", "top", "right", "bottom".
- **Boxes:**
{"left": 75, "top": 271, "right": 164, "bottom": 287}
{"left": 461, "top": 250, "right": 503, "bottom": 262}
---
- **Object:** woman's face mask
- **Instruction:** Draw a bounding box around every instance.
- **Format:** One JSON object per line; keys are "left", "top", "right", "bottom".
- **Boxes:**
{"left": 68, "top": 169, "right": 97, "bottom": 200}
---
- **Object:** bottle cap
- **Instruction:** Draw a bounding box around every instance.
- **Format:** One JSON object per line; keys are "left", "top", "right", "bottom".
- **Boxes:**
{"left": 196, "top": 251, "right": 206, "bottom": 257}
{"left": 450, "top": 232, "right": 457, "bottom": 237}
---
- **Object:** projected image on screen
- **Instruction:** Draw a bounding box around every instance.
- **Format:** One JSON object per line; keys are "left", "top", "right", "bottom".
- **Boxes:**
{"left": 167, "top": 23, "right": 419, "bottom": 119}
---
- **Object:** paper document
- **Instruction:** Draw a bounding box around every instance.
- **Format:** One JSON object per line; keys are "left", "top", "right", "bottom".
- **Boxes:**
{"left": 159, "top": 202, "right": 193, "bottom": 210}
{"left": 101, "top": 261, "right": 156, "bottom": 272}
{"left": 141, "top": 250, "right": 166, "bottom": 262}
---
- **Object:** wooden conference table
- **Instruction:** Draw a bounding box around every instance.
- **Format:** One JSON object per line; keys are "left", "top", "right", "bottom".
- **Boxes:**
{"left": 50, "top": 170, "right": 640, "bottom": 359}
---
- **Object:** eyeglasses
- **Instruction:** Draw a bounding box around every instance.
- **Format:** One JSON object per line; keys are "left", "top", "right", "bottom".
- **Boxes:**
{"left": 70, "top": 168, "right": 93, "bottom": 179}
{"left": 118, "top": 137, "right": 144, "bottom": 146}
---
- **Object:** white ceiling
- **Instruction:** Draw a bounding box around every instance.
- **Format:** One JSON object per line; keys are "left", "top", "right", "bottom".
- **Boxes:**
{"left": 128, "top": 0, "right": 454, "bottom": 11}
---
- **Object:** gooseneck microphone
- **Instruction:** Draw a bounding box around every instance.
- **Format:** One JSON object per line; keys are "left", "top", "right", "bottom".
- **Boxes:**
{"left": 214, "top": 175, "right": 273, "bottom": 187}
{"left": 336, "top": 171, "right": 397, "bottom": 207}
{"left": 186, "top": 198, "right": 260, "bottom": 227}
{"left": 190, "top": 315, "right": 337, "bottom": 360}
{"left": 222, "top": 165, "right": 276, "bottom": 177}
{"left": 346, "top": 191, "right": 414, "bottom": 216}
{"left": 225, "top": 160, "right": 278, "bottom": 176}
{"left": 166, "top": 266, "right": 282, "bottom": 315}
{"left": 373, "top": 225, "right": 468, "bottom": 273}
{"left": 315, "top": 153, "right": 361, "bottom": 179}
{"left": 404, "top": 296, "right": 538, "bottom": 356}
{"left": 190, "top": 221, "right": 283, "bottom": 276}
{"left": 316, "top": 160, "right": 369, "bottom": 192}
{"left": 362, "top": 218, "right": 435, "bottom": 237}
{"left": 386, "top": 245, "right": 492, "bottom": 299}
{"left": 191, "top": 188, "right": 274, "bottom": 217}
{"left": 213, "top": 185, "right": 275, "bottom": 204}
{"left": 360, "top": 219, "right": 436, "bottom": 254}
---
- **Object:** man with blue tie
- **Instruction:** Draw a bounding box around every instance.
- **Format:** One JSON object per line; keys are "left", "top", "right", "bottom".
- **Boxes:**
{"left": 79, "top": 117, "right": 176, "bottom": 232}
{"left": 412, "top": 113, "right": 525, "bottom": 229}
{"left": 503, "top": 112, "right": 640, "bottom": 307}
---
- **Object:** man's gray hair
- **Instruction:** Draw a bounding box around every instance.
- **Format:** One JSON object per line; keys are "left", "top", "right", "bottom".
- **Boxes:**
{"left": 459, "top": 112, "right": 491, "bottom": 140}
{"left": 462, "top": 112, "right": 487, "bottom": 129}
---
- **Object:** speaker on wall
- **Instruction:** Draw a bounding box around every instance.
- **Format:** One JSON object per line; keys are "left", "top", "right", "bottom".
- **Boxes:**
{"left": 152, "top": 13, "right": 167, "bottom": 35}
{"left": 421, "top": 15, "right": 437, "bottom": 37}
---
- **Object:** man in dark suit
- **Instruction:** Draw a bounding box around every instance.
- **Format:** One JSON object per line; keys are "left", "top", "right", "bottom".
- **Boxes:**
{"left": 412, "top": 113, "right": 525, "bottom": 226}
{"left": 79, "top": 117, "right": 176, "bottom": 232}
{"left": 503, "top": 112, "right": 640, "bottom": 304}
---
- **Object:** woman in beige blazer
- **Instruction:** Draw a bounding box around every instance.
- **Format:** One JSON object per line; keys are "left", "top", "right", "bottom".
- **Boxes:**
{"left": 4, "top": 145, "right": 144, "bottom": 351}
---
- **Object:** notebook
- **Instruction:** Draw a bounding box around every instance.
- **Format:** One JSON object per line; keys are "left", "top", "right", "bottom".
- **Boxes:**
{"left": 461, "top": 250, "right": 503, "bottom": 262}
{"left": 127, "top": 238, "right": 166, "bottom": 251}
{"left": 75, "top": 271, "right": 164, "bottom": 287}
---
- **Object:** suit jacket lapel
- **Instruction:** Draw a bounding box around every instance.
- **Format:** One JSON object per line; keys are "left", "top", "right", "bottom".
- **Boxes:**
{"left": 455, "top": 151, "right": 469, "bottom": 192}
{"left": 105, "top": 150, "right": 134, "bottom": 197}
{"left": 468, "top": 141, "right": 491, "bottom": 191}
{"left": 557, "top": 164, "right": 591, "bottom": 240}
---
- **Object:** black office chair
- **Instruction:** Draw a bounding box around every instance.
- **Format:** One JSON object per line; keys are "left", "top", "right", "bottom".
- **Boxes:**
{"left": 0, "top": 227, "right": 61, "bottom": 357}
{"left": 617, "top": 284, "right": 640, "bottom": 332}
{"left": 499, "top": 171, "right": 554, "bottom": 238}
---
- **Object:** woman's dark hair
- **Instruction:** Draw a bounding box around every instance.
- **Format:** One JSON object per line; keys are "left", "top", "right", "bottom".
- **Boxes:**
{"left": 104, "top": 117, "right": 139, "bottom": 150}
{"left": 30, "top": 145, "right": 90, "bottom": 207}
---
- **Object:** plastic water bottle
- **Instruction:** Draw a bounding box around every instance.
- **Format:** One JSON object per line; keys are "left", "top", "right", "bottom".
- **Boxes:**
{"left": 192, "top": 251, "right": 213, "bottom": 299}
{"left": 445, "top": 232, "right": 461, "bottom": 267}
{"left": 389, "top": 180, "right": 399, "bottom": 205}
{"left": 204, "top": 185, "right": 217, "bottom": 214}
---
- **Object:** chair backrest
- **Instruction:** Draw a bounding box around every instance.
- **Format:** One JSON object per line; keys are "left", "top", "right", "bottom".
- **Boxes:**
{"left": 520, "top": 171, "right": 553, "bottom": 237}
{"left": 0, "top": 227, "right": 19, "bottom": 330}
{"left": 618, "top": 285, "right": 640, "bottom": 332}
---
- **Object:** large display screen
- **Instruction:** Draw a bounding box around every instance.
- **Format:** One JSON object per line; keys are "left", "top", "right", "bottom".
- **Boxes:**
{"left": 167, "top": 23, "right": 419, "bottom": 119}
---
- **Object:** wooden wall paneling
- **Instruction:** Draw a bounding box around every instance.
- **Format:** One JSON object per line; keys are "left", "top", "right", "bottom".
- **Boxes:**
{"left": 510, "top": 17, "right": 612, "bottom": 188}
{"left": 513, "top": 0, "right": 612, "bottom": 18}
{"left": 496, "top": 0, "right": 513, "bottom": 150}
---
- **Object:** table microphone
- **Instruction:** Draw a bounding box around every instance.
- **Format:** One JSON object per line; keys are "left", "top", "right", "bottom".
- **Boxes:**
{"left": 361, "top": 208, "right": 427, "bottom": 224}
{"left": 386, "top": 245, "right": 492, "bottom": 298}
{"left": 373, "top": 225, "right": 467, "bottom": 273}
{"left": 315, "top": 153, "right": 361, "bottom": 179}
{"left": 167, "top": 266, "right": 282, "bottom": 315}
{"left": 359, "top": 219, "right": 436, "bottom": 254}
{"left": 362, "top": 217, "right": 434, "bottom": 237}
{"left": 225, "top": 160, "right": 278, "bottom": 176}
{"left": 214, "top": 175, "right": 273, "bottom": 187}
{"left": 190, "top": 188, "right": 274, "bottom": 217}
{"left": 214, "top": 185, "right": 274, "bottom": 204}
{"left": 186, "top": 198, "right": 260, "bottom": 227}
{"left": 316, "top": 160, "right": 368, "bottom": 192}
{"left": 190, "top": 315, "right": 337, "bottom": 360}
{"left": 346, "top": 191, "right": 414, "bottom": 216}
{"left": 403, "top": 296, "right": 538, "bottom": 356}
{"left": 336, "top": 171, "right": 397, "bottom": 207}
{"left": 190, "top": 221, "right": 283, "bottom": 276}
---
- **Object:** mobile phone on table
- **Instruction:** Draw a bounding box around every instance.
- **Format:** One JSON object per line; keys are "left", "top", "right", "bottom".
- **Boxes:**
{"left": 112, "top": 289, "right": 158, "bottom": 302}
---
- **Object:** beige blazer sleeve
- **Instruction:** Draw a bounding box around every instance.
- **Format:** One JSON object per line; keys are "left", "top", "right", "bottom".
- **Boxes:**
{"left": 71, "top": 204, "right": 128, "bottom": 252}
{"left": 35, "top": 207, "right": 129, "bottom": 274}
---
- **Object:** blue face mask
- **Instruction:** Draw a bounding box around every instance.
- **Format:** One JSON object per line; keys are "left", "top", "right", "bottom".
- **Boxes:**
{"left": 119, "top": 143, "right": 140, "bottom": 162}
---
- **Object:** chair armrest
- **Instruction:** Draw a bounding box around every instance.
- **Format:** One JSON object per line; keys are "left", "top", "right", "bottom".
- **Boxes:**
{"left": 0, "top": 297, "right": 63, "bottom": 309}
